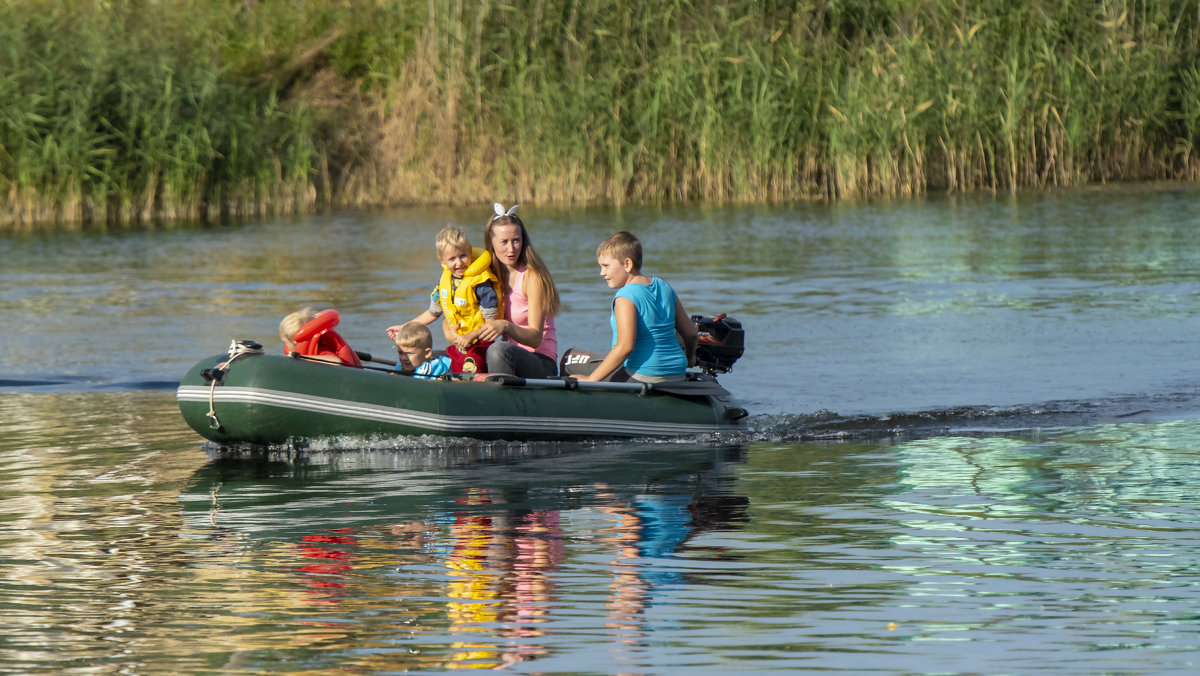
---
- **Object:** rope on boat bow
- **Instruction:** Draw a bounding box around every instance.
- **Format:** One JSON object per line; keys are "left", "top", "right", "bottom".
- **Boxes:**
{"left": 205, "top": 340, "right": 263, "bottom": 430}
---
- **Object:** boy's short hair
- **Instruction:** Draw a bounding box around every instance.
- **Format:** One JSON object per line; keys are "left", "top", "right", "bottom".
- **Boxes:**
{"left": 435, "top": 227, "right": 472, "bottom": 256}
{"left": 597, "top": 231, "right": 642, "bottom": 271}
{"left": 393, "top": 322, "right": 433, "bottom": 350}
{"left": 280, "top": 306, "right": 318, "bottom": 344}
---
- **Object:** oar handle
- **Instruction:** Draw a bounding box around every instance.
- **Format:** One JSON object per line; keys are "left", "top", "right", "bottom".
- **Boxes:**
{"left": 355, "top": 350, "right": 399, "bottom": 366}
{"left": 486, "top": 375, "right": 651, "bottom": 394}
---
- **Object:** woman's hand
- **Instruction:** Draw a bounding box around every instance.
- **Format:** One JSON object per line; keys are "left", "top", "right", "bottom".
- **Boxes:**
{"left": 478, "top": 319, "right": 508, "bottom": 343}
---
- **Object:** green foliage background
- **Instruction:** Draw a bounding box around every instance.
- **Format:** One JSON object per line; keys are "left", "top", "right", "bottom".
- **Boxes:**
{"left": 2, "top": 0, "right": 1198, "bottom": 226}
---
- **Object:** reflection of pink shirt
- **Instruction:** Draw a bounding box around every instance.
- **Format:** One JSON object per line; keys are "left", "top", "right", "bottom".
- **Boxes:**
{"left": 506, "top": 266, "right": 557, "bottom": 361}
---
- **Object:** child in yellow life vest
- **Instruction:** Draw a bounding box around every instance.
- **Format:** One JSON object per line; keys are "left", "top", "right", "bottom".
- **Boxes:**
{"left": 387, "top": 227, "right": 501, "bottom": 373}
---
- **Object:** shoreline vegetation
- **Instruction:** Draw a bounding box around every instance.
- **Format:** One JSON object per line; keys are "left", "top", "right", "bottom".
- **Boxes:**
{"left": 3, "top": 1, "right": 1199, "bottom": 228}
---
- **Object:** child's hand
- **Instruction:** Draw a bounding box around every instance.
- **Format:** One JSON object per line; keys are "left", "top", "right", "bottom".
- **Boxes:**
{"left": 453, "top": 334, "right": 475, "bottom": 351}
{"left": 386, "top": 325, "right": 404, "bottom": 341}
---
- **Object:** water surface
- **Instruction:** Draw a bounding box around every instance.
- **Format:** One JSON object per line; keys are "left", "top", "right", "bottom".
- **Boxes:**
{"left": 3, "top": 184, "right": 1200, "bottom": 672}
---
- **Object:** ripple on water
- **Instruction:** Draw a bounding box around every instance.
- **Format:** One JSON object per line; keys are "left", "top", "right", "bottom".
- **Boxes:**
{"left": 4, "top": 388, "right": 1200, "bottom": 673}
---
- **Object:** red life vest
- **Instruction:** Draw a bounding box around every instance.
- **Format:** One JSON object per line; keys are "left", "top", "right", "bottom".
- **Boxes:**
{"left": 289, "top": 309, "right": 362, "bottom": 367}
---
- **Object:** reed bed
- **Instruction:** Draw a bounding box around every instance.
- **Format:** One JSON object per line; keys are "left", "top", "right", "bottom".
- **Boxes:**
{"left": 3, "top": 0, "right": 1199, "bottom": 227}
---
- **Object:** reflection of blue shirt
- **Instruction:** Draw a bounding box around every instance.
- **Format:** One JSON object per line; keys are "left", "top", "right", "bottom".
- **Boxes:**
{"left": 635, "top": 494, "right": 692, "bottom": 559}
{"left": 634, "top": 493, "right": 693, "bottom": 589}
{"left": 415, "top": 355, "right": 452, "bottom": 379}
{"left": 613, "top": 277, "right": 686, "bottom": 376}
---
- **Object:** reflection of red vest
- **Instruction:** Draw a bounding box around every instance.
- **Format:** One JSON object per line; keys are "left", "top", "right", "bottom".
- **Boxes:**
{"left": 290, "top": 309, "right": 363, "bottom": 367}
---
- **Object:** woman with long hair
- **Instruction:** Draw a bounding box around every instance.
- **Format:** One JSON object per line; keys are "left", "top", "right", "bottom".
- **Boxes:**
{"left": 480, "top": 203, "right": 561, "bottom": 378}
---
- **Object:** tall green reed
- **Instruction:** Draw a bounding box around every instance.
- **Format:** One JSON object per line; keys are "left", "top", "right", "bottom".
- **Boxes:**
{"left": 4, "top": 0, "right": 1200, "bottom": 227}
{"left": 0, "top": 0, "right": 411, "bottom": 227}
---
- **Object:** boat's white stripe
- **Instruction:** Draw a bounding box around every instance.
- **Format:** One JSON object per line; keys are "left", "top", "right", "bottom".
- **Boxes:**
{"left": 176, "top": 385, "right": 727, "bottom": 436}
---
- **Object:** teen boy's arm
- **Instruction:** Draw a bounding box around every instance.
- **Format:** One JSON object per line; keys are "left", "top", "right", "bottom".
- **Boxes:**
{"left": 673, "top": 297, "right": 698, "bottom": 367}
{"left": 578, "top": 297, "right": 637, "bottom": 382}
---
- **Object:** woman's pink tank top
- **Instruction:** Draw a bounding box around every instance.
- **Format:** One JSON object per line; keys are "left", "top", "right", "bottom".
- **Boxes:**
{"left": 507, "top": 266, "right": 557, "bottom": 361}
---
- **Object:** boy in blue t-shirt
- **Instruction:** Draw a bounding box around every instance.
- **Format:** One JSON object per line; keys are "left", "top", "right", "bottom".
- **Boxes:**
{"left": 579, "top": 231, "right": 698, "bottom": 383}
{"left": 393, "top": 322, "right": 452, "bottom": 379}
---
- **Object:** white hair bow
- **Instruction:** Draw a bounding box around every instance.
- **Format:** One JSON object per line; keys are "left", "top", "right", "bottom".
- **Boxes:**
{"left": 492, "top": 202, "right": 520, "bottom": 218}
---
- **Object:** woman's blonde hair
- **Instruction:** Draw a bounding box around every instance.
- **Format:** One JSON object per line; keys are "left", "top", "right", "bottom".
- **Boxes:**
{"left": 485, "top": 207, "right": 560, "bottom": 316}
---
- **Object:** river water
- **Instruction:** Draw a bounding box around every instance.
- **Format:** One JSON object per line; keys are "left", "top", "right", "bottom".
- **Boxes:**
{"left": 3, "top": 185, "right": 1200, "bottom": 673}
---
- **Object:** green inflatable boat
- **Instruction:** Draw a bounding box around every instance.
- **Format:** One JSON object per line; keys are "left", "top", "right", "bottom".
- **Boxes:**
{"left": 177, "top": 316, "right": 748, "bottom": 445}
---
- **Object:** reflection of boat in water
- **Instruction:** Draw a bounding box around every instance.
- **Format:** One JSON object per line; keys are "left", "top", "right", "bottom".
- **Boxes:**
{"left": 177, "top": 316, "right": 748, "bottom": 445}
{"left": 180, "top": 443, "right": 749, "bottom": 670}
{"left": 182, "top": 443, "right": 748, "bottom": 539}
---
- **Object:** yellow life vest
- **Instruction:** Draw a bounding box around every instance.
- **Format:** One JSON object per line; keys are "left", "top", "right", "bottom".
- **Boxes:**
{"left": 437, "top": 248, "right": 501, "bottom": 334}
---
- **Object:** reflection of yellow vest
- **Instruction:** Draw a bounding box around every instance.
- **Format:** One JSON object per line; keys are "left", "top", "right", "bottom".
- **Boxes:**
{"left": 438, "top": 249, "right": 500, "bottom": 334}
{"left": 446, "top": 512, "right": 502, "bottom": 668}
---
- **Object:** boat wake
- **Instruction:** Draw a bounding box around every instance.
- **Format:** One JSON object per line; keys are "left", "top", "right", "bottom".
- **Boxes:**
{"left": 743, "top": 389, "right": 1200, "bottom": 442}
{"left": 194, "top": 389, "right": 1200, "bottom": 464}
{"left": 199, "top": 431, "right": 744, "bottom": 467}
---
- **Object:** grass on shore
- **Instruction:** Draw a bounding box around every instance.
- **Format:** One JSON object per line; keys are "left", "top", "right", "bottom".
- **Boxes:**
{"left": 2, "top": 0, "right": 1198, "bottom": 227}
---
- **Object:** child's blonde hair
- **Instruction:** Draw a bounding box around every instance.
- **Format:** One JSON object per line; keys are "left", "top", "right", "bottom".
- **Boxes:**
{"left": 435, "top": 227, "right": 472, "bottom": 256}
{"left": 279, "top": 306, "right": 319, "bottom": 345}
{"left": 392, "top": 322, "right": 433, "bottom": 350}
{"left": 596, "top": 231, "right": 642, "bottom": 272}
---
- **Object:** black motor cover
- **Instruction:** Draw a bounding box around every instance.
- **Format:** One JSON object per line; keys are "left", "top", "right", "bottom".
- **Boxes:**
{"left": 693, "top": 314, "right": 744, "bottom": 374}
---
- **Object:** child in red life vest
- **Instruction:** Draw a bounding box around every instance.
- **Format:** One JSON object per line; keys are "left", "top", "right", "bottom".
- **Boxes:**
{"left": 386, "top": 227, "right": 501, "bottom": 373}
{"left": 279, "top": 307, "right": 362, "bottom": 367}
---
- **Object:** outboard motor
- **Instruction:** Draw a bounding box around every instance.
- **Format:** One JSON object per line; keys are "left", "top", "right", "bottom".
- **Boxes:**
{"left": 693, "top": 314, "right": 744, "bottom": 375}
